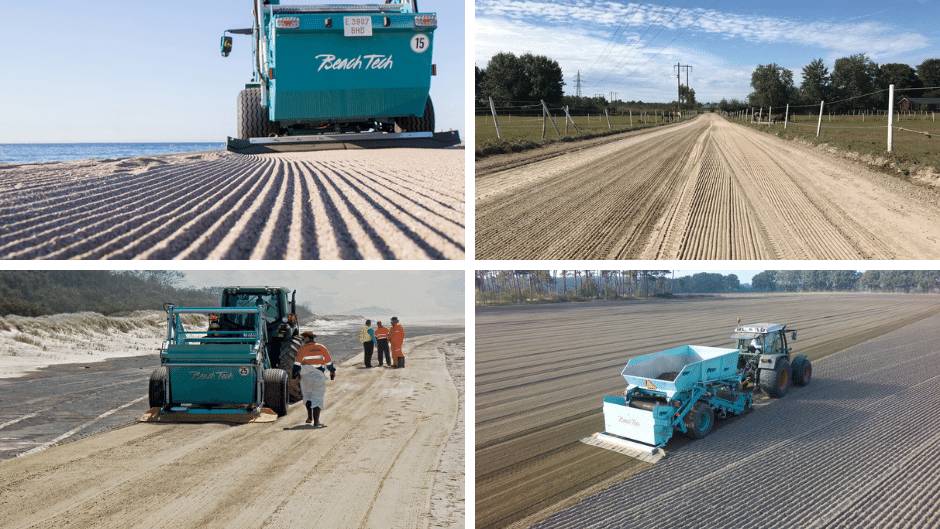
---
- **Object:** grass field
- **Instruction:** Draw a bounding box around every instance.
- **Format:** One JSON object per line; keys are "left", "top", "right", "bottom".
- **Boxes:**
{"left": 474, "top": 112, "right": 684, "bottom": 151}
{"left": 738, "top": 111, "right": 940, "bottom": 172}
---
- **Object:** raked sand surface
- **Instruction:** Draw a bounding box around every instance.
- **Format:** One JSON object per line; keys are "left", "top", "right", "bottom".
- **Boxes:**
{"left": 0, "top": 311, "right": 465, "bottom": 528}
{"left": 0, "top": 148, "right": 465, "bottom": 260}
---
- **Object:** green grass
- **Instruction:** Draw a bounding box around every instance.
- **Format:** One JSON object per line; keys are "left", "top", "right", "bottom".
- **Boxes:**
{"left": 739, "top": 112, "right": 940, "bottom": 173}
{"left": 475, "top": 112, "right": 683, "bottom": 157}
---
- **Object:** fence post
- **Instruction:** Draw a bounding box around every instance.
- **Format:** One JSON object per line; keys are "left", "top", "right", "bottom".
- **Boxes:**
{"left": 887, "top": 84, "right": 894, "bottom": 152}
{"left": 541, "top": 100, "right": 560, "bottom": 138}
{"left": 605, "top": 108, "right": 611, "bottom": 130}
{"left": 629, "top": 109, "right": 633, "bottom": 127}
{"left": 563, "top": 106, "right": 581, "bottom": 134}
{"left": 816, "top": 101, "right": 824, "bottom": 137}
{"left": 489, "top": 97, "right": 501, "bottom": 140}
{"left": 784, "top": 103, "right": 789, "bottom": 129}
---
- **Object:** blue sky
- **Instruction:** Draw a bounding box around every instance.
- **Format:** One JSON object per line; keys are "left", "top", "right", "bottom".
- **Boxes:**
{"left": 1, "top": 1, "right": 464, "bottom": 143}
{"left": 475, "top": 0, "right": 939, "bottom": 104}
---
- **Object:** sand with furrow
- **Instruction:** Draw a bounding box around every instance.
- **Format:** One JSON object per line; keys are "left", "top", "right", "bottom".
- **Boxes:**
{"left": 476, "top": 294, "right": 940, "bottom": 529}
{"left": 0, "top": 148, "right": 464, "bottom": 260}
{"left": 476, "top": 113, "right": 940, "bottom": 259}
{"left": 0, "top": 333, "right": 463, "bottom": 529}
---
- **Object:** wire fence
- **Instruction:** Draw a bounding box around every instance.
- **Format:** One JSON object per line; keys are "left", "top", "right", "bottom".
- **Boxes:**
{"left": 476, "top": 97, "right": 697, "bottom": 144}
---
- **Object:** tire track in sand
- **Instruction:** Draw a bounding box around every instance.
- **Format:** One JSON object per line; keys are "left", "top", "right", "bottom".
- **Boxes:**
{"left": 0, "top": 149, "right": 464, "bottom": 260}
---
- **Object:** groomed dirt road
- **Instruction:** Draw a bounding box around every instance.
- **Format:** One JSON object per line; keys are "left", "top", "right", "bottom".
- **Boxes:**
{"left": 475, "top": 114, "right": 940, "bottom": 259}
{"left": 0, "top": 148, "right": 464, "bottom": 260}
{"left": 0, "top": 333, "right": 464, "bottom": 529}
{"left": 475, "top": 294, "right": 940, "bottom": 529}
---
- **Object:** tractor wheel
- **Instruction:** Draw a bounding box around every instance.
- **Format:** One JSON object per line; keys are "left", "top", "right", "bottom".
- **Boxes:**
{"left": 759, "top": 358, "right": 792, "bottom": 398}
{"left": 263, "top": 368, "right": 289, "bottom": 417}
{"left": 237, "top": 87, "right": 277, "bottom": 140}
{"left": 394, "top": 97, "right": 435, "bottom": 133}
{"left": 791, "top": 355, "right": 812, "bottom": 386}
{"left": 683, "top": 401, "right": 715, "bottom": 439}
{"left": 279, "top": 335, "right": 303, "bottom": 402}
{"left": 148, "top": 367, "right": 168, "bottom": 409}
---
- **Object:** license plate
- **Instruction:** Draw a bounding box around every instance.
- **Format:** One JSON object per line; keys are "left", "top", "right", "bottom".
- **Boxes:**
{"left": 344, "top": 16, "right": 373, "bottom": 37}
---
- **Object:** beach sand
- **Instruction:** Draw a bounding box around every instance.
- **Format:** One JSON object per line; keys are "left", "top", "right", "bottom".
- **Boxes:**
{"left": 0, "top": 311, "right": 465, "bottom": 527}
{"left": 0, "top": 148, "right": 465, "bottom": 260}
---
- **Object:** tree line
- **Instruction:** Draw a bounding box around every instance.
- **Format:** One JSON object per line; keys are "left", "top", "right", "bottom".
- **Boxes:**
{"left": 752, "top": 270, "right": 940, "bottom": 293}
{"left": 476, "top": 52, "right": 701, "bottom": 116}
{"left": 476, "top": 270, "right": 940, "bottom": 305}
{"left": 0, "top": 271, "right": 313, "bottom": 320}
{"left": 724, "top": 56, "right": 940, "bottom": 115}
{"left": 476, "top": 270, "right": 741, "bottom": 305}
{"left": 0, "top": 271, "right": 220, "bottom": 317}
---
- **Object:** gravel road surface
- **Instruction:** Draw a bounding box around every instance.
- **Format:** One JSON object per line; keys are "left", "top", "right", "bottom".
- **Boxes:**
{"left": 534, "top": 312, "right": 940, "bottom": 529}
{"left": 475, "top": 294, "right": 940, "bottom": 529}
{"left": 0, "top": 333, "right": 464, "bottom": 529}
{"left": 0, "top": 148, "right": 464, "bottom": 260}
{"left": 475, "top": 114, "right": 940, "bottom": 259}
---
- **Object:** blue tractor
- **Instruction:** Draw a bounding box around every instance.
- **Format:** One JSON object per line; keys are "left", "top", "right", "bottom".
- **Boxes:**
{"left": 221, "top": 0, "right": 459, "bottom": 152}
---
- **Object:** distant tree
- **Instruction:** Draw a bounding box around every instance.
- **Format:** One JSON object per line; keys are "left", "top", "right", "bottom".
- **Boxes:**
{"left": 521, "top": 53, "right": 565, "bottom": 105}
{"left": 877, "top": 63, "right": 921, "bottom": 107}
{"left": 748, "top": 63, "right": 797, "bottom": 111}
{"left": 679, "top": 85, "right": 697, "bottom": 109}
{"left": 800, "top": 58, "right": 831, "bottom": 105}
{"left": 829, "top": 270, "right": 861, "bottom": 291}
{"left": 480, "top": 52, "right": 564, "bottom": 106}
{"left": 776, "top": 270, "right": 804, "bottom": 292}
{"left": 831, "top": 54, "right": 879, "bottom": 112}
{"left": 916, "top": 58, "right": 940, "bottom": 98}
{"left": 751, "top": 270, "right": 777, "bottom": 292}
{"left": 475, "top": 65, "right": 486, "bottom": 104}
{"left": 481, "top": 52, "right": 529, "bottom": 105}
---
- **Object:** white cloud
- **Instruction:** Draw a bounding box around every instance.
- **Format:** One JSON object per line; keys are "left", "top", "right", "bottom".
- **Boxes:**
{"left": 476, "top": 0, "right": 933, "bottom": 101}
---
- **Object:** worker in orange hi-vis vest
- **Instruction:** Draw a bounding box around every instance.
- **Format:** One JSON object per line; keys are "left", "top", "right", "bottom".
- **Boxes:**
{"left": 389, "top": 316, "right": 406, "bottom": 368}
{"left": 374, "top": 321, "right": 391, "bottom": 367}
{"left": 292, "top": 331, "right": 335, "bottom": 427}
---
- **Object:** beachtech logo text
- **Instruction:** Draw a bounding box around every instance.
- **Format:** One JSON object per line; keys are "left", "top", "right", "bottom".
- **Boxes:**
{"left": 316, "top": 54, "right": 393, "bottom": 71}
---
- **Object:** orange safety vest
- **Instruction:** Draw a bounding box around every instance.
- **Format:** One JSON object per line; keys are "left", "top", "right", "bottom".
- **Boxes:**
{"left": 389, "top": 324, "right": 405, "bottom": 345}
{"left": 374, "top": 326, "right": 389, "bottom": 340}
{"left": 295, "top": 343, "right": 332, "bottom": 366}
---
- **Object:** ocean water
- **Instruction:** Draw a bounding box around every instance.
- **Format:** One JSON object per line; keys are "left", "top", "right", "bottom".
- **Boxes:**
{"left": 0, "top": 143, "right": 227, "bottom": 165}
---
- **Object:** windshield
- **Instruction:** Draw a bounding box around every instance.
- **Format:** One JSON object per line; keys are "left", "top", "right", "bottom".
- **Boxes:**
{"left": 222, "top": 292, "right": 280, "bottom": 327}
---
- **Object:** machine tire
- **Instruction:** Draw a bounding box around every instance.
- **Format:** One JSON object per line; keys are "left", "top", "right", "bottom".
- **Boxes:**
{"left": 280, "top": 335, "right": 303, "bottom": 402}
{"left": 263, "top": 368, "right": 289, "bottom": 417}
{"left": 683, "top": 401, "right": 714, "bottom": 439}
{"left": 237, "top": 87, "right": 277, "bottom": 140}
{"left": 148, "top": 367, "right": 168, "bottom": 408}
{"left": 394, "top": 97, "right": 435, "bottom": 133}
{"left": 759, "top": 358, "right": 792, "bottom": 398}
{"left": 791, "top": 355, "right": 812, "bottom": 386}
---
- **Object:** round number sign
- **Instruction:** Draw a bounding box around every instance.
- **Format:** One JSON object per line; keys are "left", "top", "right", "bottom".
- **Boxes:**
{"left": 410, "top": 33, "right": 430, "bottom": 53}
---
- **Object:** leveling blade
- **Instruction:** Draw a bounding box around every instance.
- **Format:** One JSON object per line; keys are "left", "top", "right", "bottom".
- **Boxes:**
{"left": 226, "top": 130, "right": 461, "bottom": 154}
{"left": 581, "top": 432, "right": 665, "bottom": 463}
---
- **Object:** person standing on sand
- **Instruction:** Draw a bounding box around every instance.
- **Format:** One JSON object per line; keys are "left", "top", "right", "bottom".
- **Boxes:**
{"left": 374, "top": 321, "right": 391, "bottom": 367}
{"left": 359, "top": 319, "right": 375, "bottom": 368}
{"left": 389, "top": 316, "right": 406, "bottom": 369}
{"left": 292, "top": 331, "right": 335, "bottom": 427}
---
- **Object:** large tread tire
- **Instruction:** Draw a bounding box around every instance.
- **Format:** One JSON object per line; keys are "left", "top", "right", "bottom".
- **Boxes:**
{"left": 683, "top": 401, "right": 715, "bottom": 439}
{"left": 759, "top": 358, "right": 792, "bottom": 398}
{"left": 394, "top": 97, "right": 435, "bottom": 133}
{"left": 791, "top": 355, "right": 812, "bottom": 387}
{"left": 148, "top": 367, "right": 168, "bottom": 408}
{"left": 237, "top": 87, "right": 277, "bottom": 140}
{"left": 280, "top": 335, "right": 303, "bottom": 402}
{"left": 263, "top": 368, "right": 289, "bottom": 417}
